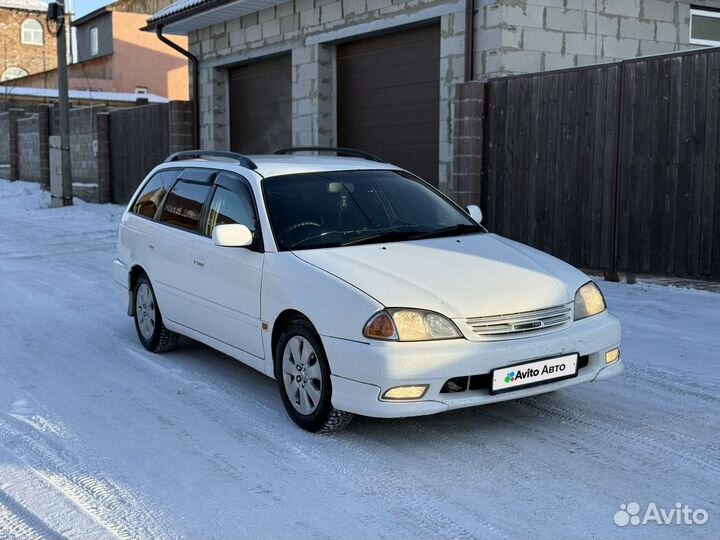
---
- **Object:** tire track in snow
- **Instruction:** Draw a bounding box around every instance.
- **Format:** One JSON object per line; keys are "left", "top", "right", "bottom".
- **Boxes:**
{"left": 623, "top": 362, "right": 720, "bottom": 404}
{"left": 122, "top": 347, "right": 500, "bottom": 539}
{"left": 294, "top": 431, "right": 508, "bottom": 540}
{"left": 0, "top": 487, "right": 61, "bottom": 540}
{"left": 514, "top": 396, "right": 720, "bottom": 474}
{"left": 0, "top": 415, "right": 172, "bottom": 540}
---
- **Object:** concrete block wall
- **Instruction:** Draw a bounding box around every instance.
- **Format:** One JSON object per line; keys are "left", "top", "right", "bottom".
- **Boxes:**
{"left": 168, "top": 101, "right": 195, "bottom": 153}
{"left": 7, "top": 109, "right": 24, "bottom": 182}
{"left": 0, "top": 113, "right": 9, "bottom": 167}
{"left": 452, "top": 80, "right": 484, "bottom": 206}
{"left": 476, "top": 0, "right": 716, "bottom": 78}
{"left": 17, "top": 114, "right": 41, "bottom": 183}
{"left": 68, "top": 106, "right": 105, "bottom": 186}
{"left": 189, "top": 0, "right": 466, "bottom": 191}
{"left": 291, "top": 43, "right": 334, "bottom": 147}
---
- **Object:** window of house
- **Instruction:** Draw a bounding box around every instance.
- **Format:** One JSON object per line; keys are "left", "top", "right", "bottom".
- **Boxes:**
{"left": 21, "top": 19, "right": 44, "bottom": 46}
{"left": 135, "top": 87, "right": 148, "bottom": 94}
{"left": 690, "top": 8, "right": 720, "bottom": 46}
{"left": 1, "top": 67, "right": 28, "bottom": 82}
{"left": 90, "top": 26, "right": 99, "bottom": 55}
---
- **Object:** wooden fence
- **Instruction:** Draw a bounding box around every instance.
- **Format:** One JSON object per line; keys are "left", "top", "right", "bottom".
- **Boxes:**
{"left": 475, "top": 47, "right": 720, "bottom": 279}
{"left": 110, "top": 104, "right": 170, "bottom": 204}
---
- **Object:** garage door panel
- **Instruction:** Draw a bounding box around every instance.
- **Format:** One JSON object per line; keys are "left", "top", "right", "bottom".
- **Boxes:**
{"left": 342, "top": 87, "right": 438, "bottom": 107}
{"left": 338, "top": 26, "right": 440, "bottom": 56}
{"left": 338, "top": 24, "right": 440, "bottom": 186}
{"left": 341, "top": 124, "right": 438, "bottom": 146}
{"left": 340, "top": 108, "right": 440, "bottom": 130}
{"left": 229, "top": 54, "right": 291, "bottom": 155}
{"left": 338, "top": 58, "right": 440, "bottom": 85}
{"left": 336, "top": 73, "right": 440, "bottom": 97}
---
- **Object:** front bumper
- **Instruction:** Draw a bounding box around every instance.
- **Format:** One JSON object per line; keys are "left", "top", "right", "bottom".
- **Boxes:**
{"left": 323, "top": 312, "right": 623, "bottom": 418}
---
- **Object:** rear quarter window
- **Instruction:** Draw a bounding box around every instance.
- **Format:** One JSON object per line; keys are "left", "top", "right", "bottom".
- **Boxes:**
{"left": 131, "top": 170, "right": 179, "bottom": 219}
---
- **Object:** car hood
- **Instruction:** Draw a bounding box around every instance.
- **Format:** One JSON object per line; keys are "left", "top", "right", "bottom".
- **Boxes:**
{"left": 292, "top": 234, "right": 589, "bottom": 318}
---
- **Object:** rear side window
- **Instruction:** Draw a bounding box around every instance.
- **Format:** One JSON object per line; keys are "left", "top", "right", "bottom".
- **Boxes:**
{"left": 131, "top": 170, "right": 179, "bottom": 219}
{"left": 203, "top": 173, "right": 257, "bottom": 236}
{"left": 160, "top": 180, "right": 212, "bottom": 232}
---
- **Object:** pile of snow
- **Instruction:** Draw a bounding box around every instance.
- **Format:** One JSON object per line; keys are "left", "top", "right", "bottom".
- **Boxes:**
{"left": 0, "top": 180, "right": 50, "bottom": 213}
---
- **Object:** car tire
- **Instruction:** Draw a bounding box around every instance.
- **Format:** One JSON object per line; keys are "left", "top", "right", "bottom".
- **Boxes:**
{"left": 133, "top": 274, "right": 179, "bottom": 353}
{"left": 275, "top": 317, "right": 353, "bottom": 433}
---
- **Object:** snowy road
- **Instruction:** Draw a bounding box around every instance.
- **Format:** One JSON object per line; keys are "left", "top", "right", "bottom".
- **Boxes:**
{"left": 0, "top": 180, "right": 718, "bottom": 540}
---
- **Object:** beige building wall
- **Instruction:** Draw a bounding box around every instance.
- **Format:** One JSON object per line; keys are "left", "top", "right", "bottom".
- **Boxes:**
{"left": 112, "top": 12, "right": 189, "bottom": 99}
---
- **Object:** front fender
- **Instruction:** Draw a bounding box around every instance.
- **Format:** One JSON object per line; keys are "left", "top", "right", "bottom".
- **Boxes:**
{"left": 261, "top": 252, "right": 382, "bottom": 375}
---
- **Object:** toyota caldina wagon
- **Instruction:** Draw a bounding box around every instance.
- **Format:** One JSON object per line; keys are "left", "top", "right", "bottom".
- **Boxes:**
{"left": 114, "top": 148, "right": 623, "bottom": 432}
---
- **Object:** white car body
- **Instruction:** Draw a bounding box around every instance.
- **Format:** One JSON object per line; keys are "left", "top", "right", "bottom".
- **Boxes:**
{"left": 114, "top": 154, "right": 623, "bottom": 421}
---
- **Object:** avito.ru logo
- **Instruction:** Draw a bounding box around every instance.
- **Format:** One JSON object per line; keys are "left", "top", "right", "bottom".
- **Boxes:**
{"left": 614, "top": 502, "right": 709, "bottom": 527}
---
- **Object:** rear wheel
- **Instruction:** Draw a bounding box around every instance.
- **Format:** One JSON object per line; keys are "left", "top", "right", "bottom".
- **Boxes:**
{"left": 276, "top": 318, "right": 353, "bottom": 432}
{"left": 133, "top": 274, "right": 179, "bottom": 353}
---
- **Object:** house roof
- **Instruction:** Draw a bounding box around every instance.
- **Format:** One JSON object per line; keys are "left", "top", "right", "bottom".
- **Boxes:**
{"left": 145, "top": 0, "right": 285, "bottom": 34}
{"left": 73, "top": 5, "right": 113, "bottom": 26}
{"left": 0, "top": 0, "right": 48, "bottom": 12}
{"left": 0, "top": 86, "right": 169, "bottom": 104}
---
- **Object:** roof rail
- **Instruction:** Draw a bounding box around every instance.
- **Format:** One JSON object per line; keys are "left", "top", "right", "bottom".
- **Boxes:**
{"left": 164, "top": 150, "right": 258, "bottom": 170}
{"left": 273, "top": 146, "right": 385, "bottom": 163}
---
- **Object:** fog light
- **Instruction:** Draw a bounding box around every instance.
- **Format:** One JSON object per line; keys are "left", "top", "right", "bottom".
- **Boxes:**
{"left": 605, "top": 348, "right": 620, "bottom": 364}
{"left": 382, "top": 385, "right": 429, "bottom": 400}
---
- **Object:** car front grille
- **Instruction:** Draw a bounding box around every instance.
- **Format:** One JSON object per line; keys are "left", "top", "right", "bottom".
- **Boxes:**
{"left": 465, "top": 303, "right": 573, "bottom": 339}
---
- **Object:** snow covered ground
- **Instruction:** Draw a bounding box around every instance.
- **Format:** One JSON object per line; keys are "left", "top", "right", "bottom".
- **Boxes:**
{"left": 0, "top": 179, "right": 717, "bottom": 540}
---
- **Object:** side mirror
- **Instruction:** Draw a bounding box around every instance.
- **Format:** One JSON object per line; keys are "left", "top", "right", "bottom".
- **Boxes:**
{"left": 466, "top": 204, "right": 483, "bottom": 224}
{"left": 212, "top": 224, "right": 253, "bottom": 248}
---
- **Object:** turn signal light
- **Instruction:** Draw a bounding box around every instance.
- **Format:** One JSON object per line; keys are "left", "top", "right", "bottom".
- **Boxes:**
{"left": 363, "top": 312, "right": 397, "bottom": 340}
{"left": 605, "top": 348, "right": 620, "bottom": 364}
{"left": 382, "top": 385, "right": 429, "bottom": 400}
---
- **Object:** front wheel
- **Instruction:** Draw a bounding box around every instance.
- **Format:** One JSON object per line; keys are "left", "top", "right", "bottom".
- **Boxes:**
{"left": 276, "top": 318, "right": 353, "bottom": 433}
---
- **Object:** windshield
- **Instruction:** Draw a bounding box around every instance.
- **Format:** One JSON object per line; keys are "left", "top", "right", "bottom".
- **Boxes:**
{"left": 263, "top": 170, "right": 483, "bottom": 251}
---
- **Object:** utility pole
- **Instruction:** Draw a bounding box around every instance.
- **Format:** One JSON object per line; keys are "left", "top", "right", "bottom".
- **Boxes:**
{"left": 49, "top": 1, "right": 73, "bottom": 206}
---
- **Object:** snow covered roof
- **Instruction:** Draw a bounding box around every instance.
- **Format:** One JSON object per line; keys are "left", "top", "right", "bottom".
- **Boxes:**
{"left": 0, "top": 0, "right": 48, "bottom": 12}
{"left": 151, "top": 0, "right": 208, "bottom": 21}
{"left": 146, "top": 0, "right": 286, "bottom": 35}
{"left": 0, "top": 86, "right": 169, "bottom": 104}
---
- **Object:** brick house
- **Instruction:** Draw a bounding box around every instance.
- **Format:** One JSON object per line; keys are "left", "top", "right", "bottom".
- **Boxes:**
{"left": 5, "top": 0, "right": 190, "bottom": 100}
{"left": 145, "top": 0, "right": 720, "bottom": 191}
{"left": 0, "top": 0, "right": 58, "bottom": 82}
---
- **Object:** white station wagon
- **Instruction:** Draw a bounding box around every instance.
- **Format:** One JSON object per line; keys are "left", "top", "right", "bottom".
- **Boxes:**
{"left": 114, "top": 148, "right": 623, "bottom": 432}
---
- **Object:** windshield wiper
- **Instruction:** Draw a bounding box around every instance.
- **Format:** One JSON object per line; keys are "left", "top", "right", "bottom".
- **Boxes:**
{"left": 342, "top": 230, "right": 417, "bottom": 247}
{"left": 409, "top": 223, "right": 484, "bottom": 240}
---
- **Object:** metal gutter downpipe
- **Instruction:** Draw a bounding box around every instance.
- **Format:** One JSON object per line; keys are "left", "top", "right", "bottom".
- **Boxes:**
{"left": 156, "top": 25, "right": 199, "bottom": 149}
{"left": 464, "top": 0, "right": 475, "bottom": 81}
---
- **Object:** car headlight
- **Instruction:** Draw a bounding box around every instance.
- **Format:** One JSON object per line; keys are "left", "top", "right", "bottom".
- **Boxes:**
{"left": 574, "top": 281, "right": 607, "bottom": 320}
{"left": 363, "top": 309, "right": 462, "bottom": 341}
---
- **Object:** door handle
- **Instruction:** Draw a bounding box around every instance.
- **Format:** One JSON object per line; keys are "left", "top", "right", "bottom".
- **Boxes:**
{"left": 148, "top": 243, "right": 155, "bottom": 250}
{"left": 193, "top": 259, "right": 205, "bottom": 268}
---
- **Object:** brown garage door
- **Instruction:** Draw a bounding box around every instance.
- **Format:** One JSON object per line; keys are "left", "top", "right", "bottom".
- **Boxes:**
{"left": 337, "top": 24, "right": 440, "bottom": 185}
{"left": 229, "top": 54, "right": 291, "bottom": 154}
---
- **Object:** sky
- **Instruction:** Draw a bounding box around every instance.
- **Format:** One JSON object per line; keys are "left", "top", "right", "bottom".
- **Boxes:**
{"left": 72, "top": 0, "right": 115, "bottom": 18}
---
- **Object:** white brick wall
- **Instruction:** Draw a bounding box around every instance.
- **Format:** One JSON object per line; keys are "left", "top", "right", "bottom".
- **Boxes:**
{"left": 477, "top": 0, "right": 719, "bottom": 77}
